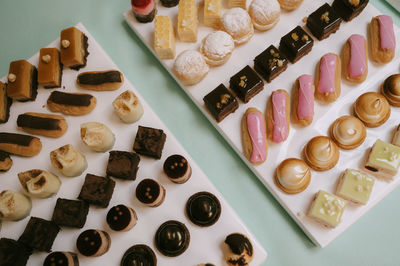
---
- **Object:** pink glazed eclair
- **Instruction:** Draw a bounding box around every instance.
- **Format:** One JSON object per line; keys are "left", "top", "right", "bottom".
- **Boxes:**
{"left": 343, "top": 34, "right": 368, "bottom": 83}
{"left": 241, "top": 108, "right": 268, "bottom": 165}
{"left": 315, "top": 53, "right": 341, "bottom": 103}
{"left": 370, "top": 15, "right": 396, "bottom": 63}
{"left": 292, "top": 74, "right": 314, "bottom": 126}
{"left": 267, "top": 90, "right": 290, "bottom": 143}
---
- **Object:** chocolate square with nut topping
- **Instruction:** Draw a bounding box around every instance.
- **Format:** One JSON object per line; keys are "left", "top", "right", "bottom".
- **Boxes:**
{"left": 18, "top": 217, "right": 60, "bottom": 252}
{"left": 332, "top": 0, "right": 369, "bottom": 21}
{"left": 306, "top": 3, "right": 342, "bottom": 40}
{"left": 52, "top": 198, "right": 89, "bottom": 228}
{"left": 254, "top": 45, "right": 288, "bottom": 83}
{"left": 78, "top": 174, "right": 115, "bottom": 208}
{"left": 133, "top": 126, "right": 166, "bottom": 159}
{"left": 106, "top": 150, "right": 140, "bottom": 180}
{"left": 203, "top": 84, "right": 239, "bottom": 123}
{"left": 279, "top": 26, "right": 314, "bottom": 63}
{"left": 229, "top": 65, "right": 264, "bottom": 103}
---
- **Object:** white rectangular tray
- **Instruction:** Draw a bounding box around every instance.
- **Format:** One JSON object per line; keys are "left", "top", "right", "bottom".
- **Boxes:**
{"left": 386, "top": 0, "right": 400, "bottom": 12}
{"left": 0, "top": 23, "right": 267, "bottom": 265}
{"left": 124, "top": 1, "right": 400, "bottom": 247}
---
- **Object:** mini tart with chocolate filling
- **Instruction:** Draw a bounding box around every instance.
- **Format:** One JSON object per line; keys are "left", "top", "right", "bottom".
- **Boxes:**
{"left": 275, "top": 158, "right": 311, "bottom": 194}
{"left": 303, "top": 136, "right": 339, "bottom": 171}
{"left": 223, "top": 233, "right": 254, "bottom": 266}
{"left": 381, "top": 74, "right": 400, "bottom": 107}
{"left": 155, "top": 220, "right": 190, "bottom": 257}
{"left": 121, "top": 245, "right": 157, "bottom": 266}
{"left": 186, "top": 191, "right": 221, "bottom": 226}
{"left": 330, "top": 115, "right": 366, "bottom": 150}
{"left": 163, "top": 154, "right": 192, "bottom": 183}
{"left": 354, "top": 92, "right": 390, "bottom": 128}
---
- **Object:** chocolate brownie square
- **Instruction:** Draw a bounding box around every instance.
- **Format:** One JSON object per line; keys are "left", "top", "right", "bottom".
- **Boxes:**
{"left": 229, "top": 65, "right": 264, "bottom": 103}
{"left": 78, "top": 174, "right": 115, "bottom": 208}
{"left": 133, "top": 126, "right": 166, "bottom": 159}
{"left": 306, "top": 3, "right": 342, "bottom": 40}
{"left": 18, "top": 217, "right": 60, "bottom": 252}
{"left": 203, "top": 84, "right": 239, "bottom": 122}
{"left": 279, "top": 26, "right": 314, "bottom": 63}
{"left": 0, "top": 238, "right": 32, "bottom": 266}
{"left": 106, "top": 150, "right": 140, "bottom": 180}
{"left": 51, "top": 198, "right": 89, "bottom": 228}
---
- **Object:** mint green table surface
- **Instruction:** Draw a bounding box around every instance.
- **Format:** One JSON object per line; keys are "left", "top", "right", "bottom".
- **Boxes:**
{"left": 0, "top": 0, "right": 399, "bottom": 265}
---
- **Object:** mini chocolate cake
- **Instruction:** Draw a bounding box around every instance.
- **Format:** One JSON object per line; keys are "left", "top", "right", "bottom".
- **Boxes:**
{"left": 0, "top": 82, "right": 12, "bottom": 124}
{"left": 279, "top": 26, "right": 314, "bottom": 63}
{"left": 229, "top": 65, "right": 264, "bottom": 103}
{"left": 78, "top": 174, "right": 116, "bottom": 208}
{"left": 332, "top": 0, "right": 368, "bottom": 21}
{"left": 254, "top": 45, "right": 288, "bottom": 83}
{"left": 76, "top": 229, "right": 110, "bottom": 257}
{"left": 136, "top": 178, "right": 166, "bottom": 207}
{"left": 203, "top": 84, "right": 239, "bottom": 123}
{"left": 52, "top": 198, "right": 89, "bottom": 228}
{"left": 18, "top": 217, "right": 60, "bottom": 252}
{"left": 0, "top": 238, "right": 32, "bottom": 266}
{"left": 43, "top": 251, "right": 79, "bottom": 266}
{"left": 121, "top": 244, "right": 157, "bottom": 266}
{"left": 155, "top": 220, "right": 190, "bottom": 257}
{"left": 106, "top": 204, "right": 137, "bottom": 231}
{"left": 186, "top": 191, "right": 221, "bottom": 227}
{"left": 0, "top": 151, "right": 12, "bottom": 172}
{"left": 163, "top": 154, "right": 192, "bottom": 184}
{"left": 133, "top": 126, "right": 166, "bottom": 159}
{"left": 106, "top": 151, "right": 140, "bottom": 180}
{"left": 306, "top": 3, "right": 342, "bottom": 40}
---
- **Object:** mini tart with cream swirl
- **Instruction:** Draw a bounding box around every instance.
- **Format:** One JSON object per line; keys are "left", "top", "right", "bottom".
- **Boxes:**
{"left": 304, "top": 136, "right": 339, "bottom": 171}
{"left": 330, "top": 115, "right": 366, "bottom": 150}
{"left": 275, "top": 158, "right": 311, "bottom": 194}
{"left": 354, "top": 92, "right": 390, "bottom": 128}
{"left": 381, "top": 74, "right": 400, "bottom": 107}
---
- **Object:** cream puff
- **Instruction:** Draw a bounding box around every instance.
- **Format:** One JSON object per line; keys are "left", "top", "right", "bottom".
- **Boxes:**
{"left": 173, "top": 50, "right": 209, "bottom": 86}
{"left": 278, "top": 0, "right": 303, "bottom": 10}
{"left": 275, "top": 158, "right": 311, "bottom": 194}
{"left": 315, "top": 53, "right": 341, "bottom": 103}
{"left": 266, "top": 89, "right": 290, "bottom": 143}
{"left": 381, "top": 74, "right": 400, "bottom": 107}
{"left": 292, "top": 74, "right": 314, "bottom": 126}
{"left": 221, "top": 8, "right": 254, "bottom": 45}
{"left": 304, "top": 136, "right": 340, "bottom": 171}
{"left": 200, "top": 31, "right": 234, "bottom": 66}
{"left": 330, "top": 115, "right": 366, "bottom": 150}
{"left": 343, "top": 34, "right": 368, "bottom": 83}
{"left": 370, "top": 15, "right": 395, "bottom": 63}
{"left": 354, "top": 92, "right": 390, "bottom": 128}
{"left": 80, "top": 122, "right": 115, "bottom": 152}
{"left": 249, "top": 0, "right": 280, "bottom": 31}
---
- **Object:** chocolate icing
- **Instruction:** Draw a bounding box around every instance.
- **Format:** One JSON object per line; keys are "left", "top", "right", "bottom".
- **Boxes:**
{"left": 76, "top": 229, "right": 109, "bottom": 256}
{"left": 154, "top": 220, "right": 190, "bottom": 257}
{"left": 49, "top": 91, "right": 93, "bottom": 107}
{"left": 0, "top": 132, "right": 35, "bottom": 146}
{"left": 78, "top": 70, "right": 121, "bottom": 85}
{"left": 203, "top": 84, "right": 239, "bottom": 123}
{"left": 229, "top": 65, "right": 264, "bottom": 103}
{"left": 306, "top": 3, "right": 342, "bottom": 41}
{"left": 121, "top": 244, "right": 157, "bottom": 266}
{"left": 279, "top": 26, "right": 314, "bottom": 63}
{"left": 186, "top": 191, "right": 221, "bottom": 227}
{"left": 332, "top": 0, "right": 369, "bottom": 21}
{"left": 136, "top": 179, "right": 161, "bottom": 204}
{"left": 43, "top": 251, "right": 79, "bottom": 266}
{"left": 17, "top": 114, "right": 61, "bottom": 130}
{"left": 225, "top": 233, "right": 253, "bottom": 256}
{"left": 106, "top": 204, "right": 135, "bottom": 231}
{"left": 163, "top": 154, "right": 188, "bottom": 179}
{"left": 254, "top": 45, "right": 288, "bottom": 83}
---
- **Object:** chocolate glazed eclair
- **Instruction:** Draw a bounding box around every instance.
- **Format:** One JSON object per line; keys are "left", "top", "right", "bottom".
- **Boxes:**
{"left": 47, "top": 90, "right": 97, "bottom": 116}
{"left": 0, "top": 132, "right": 42, "bottom": 157}
{"left": 77, "top": 70, "right": 124, "bottom": 91}
{"left": 17, "top": 112, "right": 68, "bottom": 138}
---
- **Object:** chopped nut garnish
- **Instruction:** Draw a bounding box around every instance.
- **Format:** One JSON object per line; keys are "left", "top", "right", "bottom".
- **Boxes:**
{"left": 302, "top": 17, "right": 307, "bottom": 23}
{"left": 240, "top": 76, "right": 246, "bottom": 80}
{"left": 216, "top": 102, "right": 222, "bottom": 109}
{"left": 220, "top": 94, "right": 231, "bottom": 104}
{"left": 7, "top": 73, "right": 16, "bottom": 82}
{"left": 301, "top": 34, "right": 309, "bottom": 42}
{"left": 41, "top": 54, "right": 51, "bottom": 63}
{"left": 61, "top": 39, "right": 70, "bottom": 49}
{"left": 269, "top": 49, "right": 275, "bottom": 55}
{"left": 277, "top": 60, "right": 283, "bottom": 67}
{"left": 239, "top": 80, "right": 245, "bottom": 87}
{"left": 273, "top": 52, "right": 279, "bottom": 57}
{"left": 291, "top": 32, "right": 299, "bottom": 41}
{"left": 349, "top": 0, "right": 360, "bottom": 6}
{"left": 321, "top": 12, "right": 330, "bottom": 23}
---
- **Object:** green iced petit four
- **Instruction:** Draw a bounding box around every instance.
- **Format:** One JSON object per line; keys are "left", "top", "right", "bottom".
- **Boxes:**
{"left": 365, "top": 139, "right": 400, "bottom": 179}
{"left": 308, "top": 190, "right": 346, "bottom": 228}
{"left": 336, "top": 169, "right": 375, "bottom": 205}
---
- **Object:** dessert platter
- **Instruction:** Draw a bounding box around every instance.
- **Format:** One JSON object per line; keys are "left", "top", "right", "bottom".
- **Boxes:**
{"left": 125, "top": 0, "right": 400, "bottom": 247}
{"left": 0, "top": 23, "right": 267, "bottom": 265}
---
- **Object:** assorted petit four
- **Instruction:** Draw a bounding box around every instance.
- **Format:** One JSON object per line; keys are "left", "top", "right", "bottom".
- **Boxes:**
{"left": 47, "top": 90, "right": 97, "bottom": 116}
{"left": 43, "top": 252, "right": 79, "bottom": 266}
{"left": 267, "top": 90, "right": 290, "bottom": 143}
{"left": 203, "top": 84, "right": 239, "bottom": 122}
{"left": 221, "top": 8, "right": 254, "bottom": 45}
{"left": 77, "top": 70, "right": 124, "bottom": 91}
{"left": 223, "top": 233, "right": 254, "bottom": 266}
{"left": 106, "top": 150, "right": 140, "bottom": 180}
{"left": 315, "top": 53, "right": 341, "bottom": 103}
{"left": 50, "top": 144, "right": 87, "bottom": 177}
{"left": 19, "top": 217, "right": 60, "bottom": 252}
{"left": 38, "top": 48, "right": 62, "bottom": 88}
{"left": 136, "top": 178, "right": 166, "bottom": 207}
{"left": 131, "top": 0, "right": 157, "bottom": 23}
{"left": 336, "top": 169, "right": 375, "bottom": 205}
{"left": 275, "top": 158, "right": 311, "bottom": 194}
{"left": 354, "top": 92, "right": 390, "bottom": 128}
{"left": 330, "top": 115, "right": 366, "bottom": 150}
{"left": 7, "top": 60, "right": 38, "bottom": 102}
{"left": 248, "top": 0, "right": 280, "bottom": 31}
{"left": 133, "top": 126, "right": 167, "bottom": 159}
{"left": 60, "top": 27, "right": 89, "bottom": 70}
{"left": 155, "top": 220, "right": 190, "bottom": 257}
{"left": 0, "top": 151, "right": 12, "bottom": 172}
{"left": 0, "top": 132, "right": 42, "bottom": 157}
{"left": 230, "top": 65, "right": 264, "bottom": 103}
{"left": 292, "top": 74, "right": 314, "bottom": 126}
{"left": 76, "top": 229, "right": 111, "bottom": 257}
{"left": 121, "top": 244, "right": 157, "bottom": 266}
{"left": 332, "top": 0, "right": 369, "bottom": 22}
{"left": 0, "top": 190, "right": 31, "bottom": 221}
{"left": 304, "top": 136, "right": 339, "bottom": 171}
{"left": 18, "top": 169, "right": 61, "bottom": 198}
{"left": 200, "top": 31, "right": 234, "bottom": 66}
{"left": 113, "top": 90, "right": 144, "bottom": 123}
{"left": 381, "top": 74, "right": 400, "bottom": 107}
{"left": 154, "top": 16, "right": 176, "bottom": 60}
{"left": 78, "top": 174, "right": 116, "bottom": 208}
{"left": 163, "top": 154, "right": 192, "bottom": 183}
{"left": 186, "top": 191, "right": 221, "bottom": 226}
{"left": 392, "top": 124, "right": 400, "bottom": 147}
{"left": 177, "top": 0, "right": 198, "bottom": 42}
{"left": 370, "top": 15, "right": 395, "bottom": 63}
{"left": 306, "top": 3, "right": 342, "bottom": 41}
{"left": 160, "top": 0, "right": 179, "bottom": 7}
{"left": 80, "top": 122, "right": 115, "bottom": 152}
{"left": 17, "top": 112, "right": 68, "bottom": 138}
{"left": 203, "top": 0, "right": 222, "bottom": 28}
{"left": 51, "top": 198, "right": 89, "bottom": 228}
{"left": 173, "top": 50, "right": 209, "bottom": 86}
{"left": 0, "top": 82, "right": 11, "bottom": 124}
{"left": 106, "top": 204, "right": 138, "bottom": 231}
{"left": 241, "top": 108, "right": 268, "bottom": 165}
{"left": 254, "top": 45, "right": 288, "bottom": 83}
{"left": 364, "top": 139, "right": 400, "bottom": 180}
{"left": 279, "top": 26, "right": 313, "bottom": 63}
{"left": 0, "top": 238, "right": 32, "bottom": 266}
{"left": 343, "top": 34, "right": 368, "bottom": 83}
{"left": 307, "top": 190, "right": 346, "bottom": 228}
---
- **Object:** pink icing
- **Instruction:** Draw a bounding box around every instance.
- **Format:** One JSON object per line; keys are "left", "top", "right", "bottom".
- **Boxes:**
{"left": 132, "top": 0, "right": 154, "bottom": 16}
{"left": 348, "top": 34, "right": 367, "bottom": 78}
{"left": 377, "top": 15, "right": 395, "bottom": 50}
{"left": 272, "top": 91, "right": 288, "bottom": 143}
{"left": 318, "top": 53, "right": 337, "bottom": 94}
{"left": 247, "top": 112, "right": 267, "bottom": 163}
{"left": 297, "top": 74, "right": 314, "bottom": 120}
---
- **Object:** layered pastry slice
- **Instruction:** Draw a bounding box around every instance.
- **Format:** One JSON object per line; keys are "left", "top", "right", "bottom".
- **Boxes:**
{"left": 204, "top": 0, "right": 221, "bottom": 28}
{"left": 60, "top": 27, "right": 89, "bottom": 70}
{"left": 38, "top": 48, "right": 63, "bottom": 88}
{"left": 154, "top": 16, "right": 176, "bottom": 60}
{"left": 177, "top": 0, "right": 198, "bottom": 42}
{"left": 7, "top": 60, "right": 38, "bottom": 101}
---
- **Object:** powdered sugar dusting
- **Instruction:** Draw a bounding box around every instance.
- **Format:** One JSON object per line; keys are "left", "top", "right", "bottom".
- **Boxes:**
{"left": 249, "top": 0, "right": 280, "bottom": 25}
{"left": 222, "top": 8, "right": 252, "bottom": 36}
{"left": 201, "top": 31, "right": 234, "bottom": 60}
{"left": 173, "top": 50, "right": 209, "bottom": 78}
